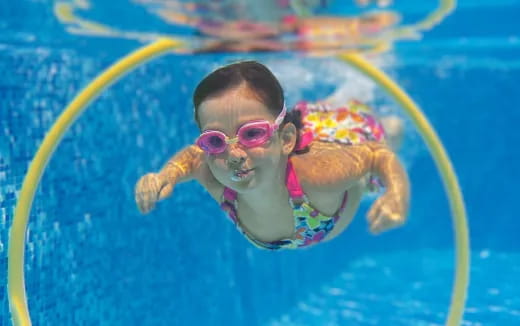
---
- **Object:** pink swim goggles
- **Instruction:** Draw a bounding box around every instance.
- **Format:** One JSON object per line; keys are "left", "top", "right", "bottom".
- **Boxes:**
{"left": 196, "top": 105, "right": 287, "bottom": 154}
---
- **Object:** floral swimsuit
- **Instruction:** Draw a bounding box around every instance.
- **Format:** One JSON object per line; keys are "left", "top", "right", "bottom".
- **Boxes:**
{"left": 220, "top": 100, "right": 386, "bottom": 250}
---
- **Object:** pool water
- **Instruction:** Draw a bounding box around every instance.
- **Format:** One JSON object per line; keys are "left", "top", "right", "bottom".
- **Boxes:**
{"left": 267, "top": 250, "right": 520, "bottom": 325}
{"left": 1, "top": 0, "right": 519, "bottom": 325}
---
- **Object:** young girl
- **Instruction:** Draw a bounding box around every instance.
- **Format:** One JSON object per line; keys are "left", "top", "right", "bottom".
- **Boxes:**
{"left": 134, "top": 61, "right": 409, "bottom": 250}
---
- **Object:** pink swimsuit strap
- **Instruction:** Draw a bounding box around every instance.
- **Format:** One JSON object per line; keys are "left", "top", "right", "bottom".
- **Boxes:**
{"left": 285, "top": 159, "right": 305, "bottom": 199}
{"left": 223, "top": 187, "right": 237, "bottom": 202}
{"left": 286, "top": 158, "right": 349, "bottom": 215}
{"left": 295, "top": 131, "right": 314, "bottom": 151}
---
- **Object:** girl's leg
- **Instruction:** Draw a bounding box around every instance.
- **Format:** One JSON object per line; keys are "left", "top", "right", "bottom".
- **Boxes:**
{"left": 380, "top": 115, "right": 403, "bottom": 151}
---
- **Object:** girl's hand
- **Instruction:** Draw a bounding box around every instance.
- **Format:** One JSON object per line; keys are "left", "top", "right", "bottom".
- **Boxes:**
{"left": 366, "top": 190, "right": 408, "bottom": 234}
{"left": 134, "top": 173, "right": 174, "bottom": 214}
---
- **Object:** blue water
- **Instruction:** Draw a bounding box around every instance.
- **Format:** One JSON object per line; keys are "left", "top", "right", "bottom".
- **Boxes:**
{"left": 1, "top": 0, "right": 519, "bottom": 325}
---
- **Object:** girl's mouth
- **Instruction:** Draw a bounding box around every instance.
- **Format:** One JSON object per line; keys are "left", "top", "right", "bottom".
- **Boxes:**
{"left": 230, "top": 168, "right": 255, "bottom": 182}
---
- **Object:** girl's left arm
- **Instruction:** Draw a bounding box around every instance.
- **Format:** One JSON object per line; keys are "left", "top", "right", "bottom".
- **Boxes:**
{"left": 294, "top": 141, "right": 409, "bottom": 234}
{"left": 364, "top": 142, "right": 410, "bottom": 234}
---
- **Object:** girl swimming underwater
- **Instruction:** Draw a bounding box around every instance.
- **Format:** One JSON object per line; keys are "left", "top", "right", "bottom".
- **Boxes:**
{"left": 134, "top": 61, "right": 409, "bottom": 250}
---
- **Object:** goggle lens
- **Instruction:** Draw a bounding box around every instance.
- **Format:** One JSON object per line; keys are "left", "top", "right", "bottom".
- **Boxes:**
{"left": 237, "top": 123, "right": 270, "bottom": 146}
{"left": 197, "top": 131, "right": 227, "bottom": 154}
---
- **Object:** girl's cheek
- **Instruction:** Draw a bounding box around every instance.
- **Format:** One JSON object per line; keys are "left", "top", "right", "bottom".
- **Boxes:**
{"left": 247, "top": 146, "right": 270, "bottom": 158}
{"left": 208, "top": 156, "right": 227, "bottom": 170}
{"left": 250, "top": 146, "right": 279, "bottom": 162}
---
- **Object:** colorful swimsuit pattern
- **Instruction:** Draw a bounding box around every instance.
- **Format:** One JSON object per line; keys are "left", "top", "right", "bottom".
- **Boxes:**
{"left": 220, "top": 100, "right": 385, "bottom": 250}
{"left": 296, "top": 99, "right": 385, "bottom": 146}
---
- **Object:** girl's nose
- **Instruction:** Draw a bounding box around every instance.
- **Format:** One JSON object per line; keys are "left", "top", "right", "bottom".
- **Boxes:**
{"left": 227, "top": 144, "right": 246, "bottom": 167}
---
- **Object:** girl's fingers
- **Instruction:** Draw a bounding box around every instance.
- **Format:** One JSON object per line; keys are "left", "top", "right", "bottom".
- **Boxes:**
{"left": 367, "top": 199, "right": 383, "bottom": 223}
{"left": 136, "top": 192, "right": 152, "bottom": 214}
{"left": 369, "top": 215, "right": 384, "bottom": 234}
{"left": 135, "top": 174, "right": 162, "bottom": 214}
{"left": 370, "top": 214, "right": 392, "bottom": 234}
{"left": 370, "top": 210, "right": 404, "bottom": 234}
{"left": 159, "top": 183, "right": 174, "bottom": 200}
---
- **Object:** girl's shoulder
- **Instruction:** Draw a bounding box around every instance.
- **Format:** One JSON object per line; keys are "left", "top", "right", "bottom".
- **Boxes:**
{"left": 292, "top": 140, "right": 361, "bottom": 167}
{"left": 291, "top": 141, "right": 370, "bottom": 193}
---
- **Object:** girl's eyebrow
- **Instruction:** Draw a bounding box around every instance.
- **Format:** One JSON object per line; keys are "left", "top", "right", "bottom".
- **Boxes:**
{"left": 202, "top": 123, "right": 221, "bottom": 131}
{"left": 236, "top": 114, "right": 276, "bottom": 126}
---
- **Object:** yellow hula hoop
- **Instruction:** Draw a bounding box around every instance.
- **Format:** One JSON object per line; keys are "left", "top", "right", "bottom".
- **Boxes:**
{"left": 8, "top": 39, "right": 469, "bottom": 326}
{"left": 336, "top": 53, "right": 469, "bottom": 326}
{"left": 7, "top": 38, "right": 182, "bottom": 326}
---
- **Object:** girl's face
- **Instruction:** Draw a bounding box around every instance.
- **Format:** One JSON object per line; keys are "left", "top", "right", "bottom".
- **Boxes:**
{"left": 197, "top": 87, "right": 291, "bottom": 193}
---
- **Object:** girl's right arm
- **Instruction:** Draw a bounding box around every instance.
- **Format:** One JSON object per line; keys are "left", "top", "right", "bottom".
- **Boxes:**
{"left": 135, "top": 145, "right": 224, "bottom": 214}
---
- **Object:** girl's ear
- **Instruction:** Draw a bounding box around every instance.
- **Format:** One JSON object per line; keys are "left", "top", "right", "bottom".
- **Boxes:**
{"left": 280, "top": 123, "right": 297, "bottom": 155}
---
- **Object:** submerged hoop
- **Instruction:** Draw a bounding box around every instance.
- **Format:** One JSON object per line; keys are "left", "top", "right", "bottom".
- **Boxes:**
{"left": 8, "top": 38, "right": 469, "bottom": 326}
{"left": 337, "top": 53, "right": 469, "bottom": 326}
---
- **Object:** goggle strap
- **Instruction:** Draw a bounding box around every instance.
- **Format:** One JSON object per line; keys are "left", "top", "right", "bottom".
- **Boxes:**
{"left": 273, "top": 104, "right": 287, "bottom": 130}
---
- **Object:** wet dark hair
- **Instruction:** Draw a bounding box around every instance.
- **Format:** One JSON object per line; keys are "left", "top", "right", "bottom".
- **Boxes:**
{"left": 193, "top": 61, "right": 304, "bottom": 149}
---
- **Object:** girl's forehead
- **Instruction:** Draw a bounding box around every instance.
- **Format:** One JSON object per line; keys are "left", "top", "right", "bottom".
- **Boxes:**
{"left": 198, "top": 92, "right": 274, "bottom": 131}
